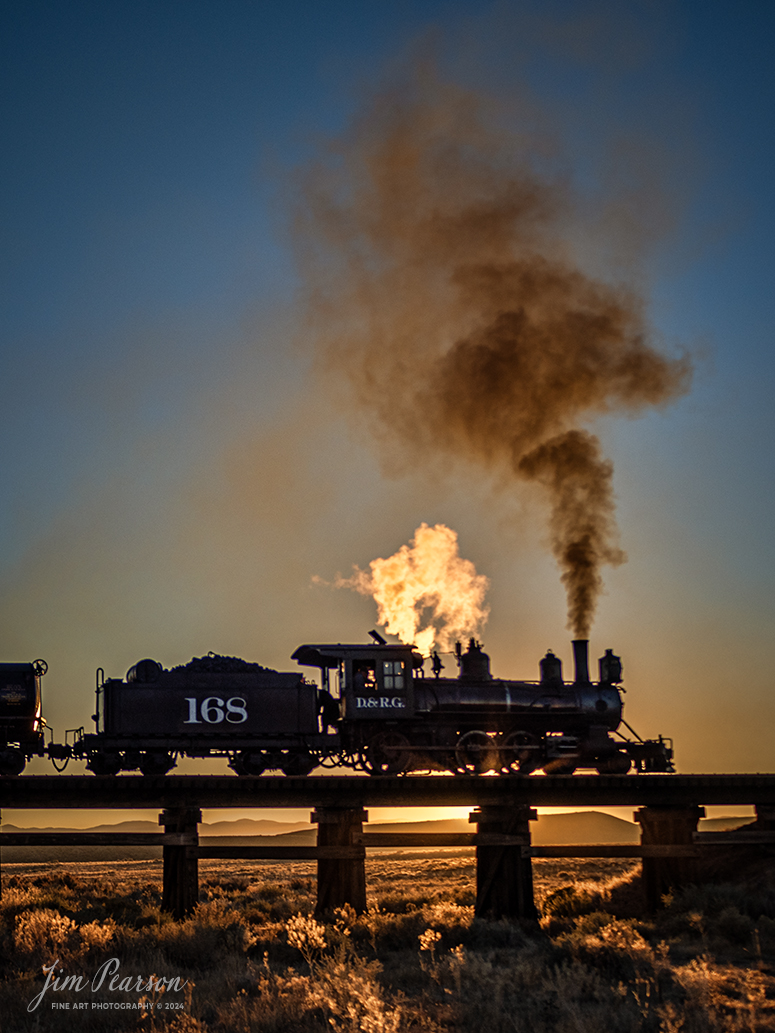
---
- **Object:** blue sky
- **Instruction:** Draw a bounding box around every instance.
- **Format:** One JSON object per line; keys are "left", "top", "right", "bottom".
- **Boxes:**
{"left": 1, "top": 0, "right": 774, "bottom": 808}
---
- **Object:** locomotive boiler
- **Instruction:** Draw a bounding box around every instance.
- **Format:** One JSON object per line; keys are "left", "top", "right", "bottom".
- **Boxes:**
{"left": 61, "top": 635, "right": 672, "bottom": 777}
{"left": 291, "top": 636, "right": 672, "bottom": 775}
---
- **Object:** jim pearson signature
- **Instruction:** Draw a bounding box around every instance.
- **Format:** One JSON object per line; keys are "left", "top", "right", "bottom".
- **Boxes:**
{"left": 28, "top": 958, "right": 189, "bottom": 1012}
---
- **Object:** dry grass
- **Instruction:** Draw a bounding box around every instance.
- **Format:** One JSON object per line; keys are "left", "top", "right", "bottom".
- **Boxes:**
{"left": 1, "top": 856, "right": 774, "bottom": 1031}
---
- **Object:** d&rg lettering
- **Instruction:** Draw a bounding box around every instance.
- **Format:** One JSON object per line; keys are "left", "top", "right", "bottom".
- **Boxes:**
{"left": 354, "top": 697, "right": 406, "bottom": 709}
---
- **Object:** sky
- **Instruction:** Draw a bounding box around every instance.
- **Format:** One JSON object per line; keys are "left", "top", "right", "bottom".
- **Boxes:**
{"left": 1, "top": 0, "right": 774, "bottom": 825}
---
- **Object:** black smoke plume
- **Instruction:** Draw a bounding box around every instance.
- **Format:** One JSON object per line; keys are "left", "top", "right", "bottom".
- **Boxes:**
{"left": 295, "top": 69, "right": 691, "bottom": 637}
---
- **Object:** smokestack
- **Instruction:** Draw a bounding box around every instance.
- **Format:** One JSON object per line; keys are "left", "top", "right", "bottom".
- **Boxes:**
{"left": 572, "top": 639, "right": 590, "bottom": 684}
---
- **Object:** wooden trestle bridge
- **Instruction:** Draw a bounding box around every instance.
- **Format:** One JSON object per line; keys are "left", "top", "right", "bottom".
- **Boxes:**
{"left": 2, "top": 773, "right": 775, "bottom": 920}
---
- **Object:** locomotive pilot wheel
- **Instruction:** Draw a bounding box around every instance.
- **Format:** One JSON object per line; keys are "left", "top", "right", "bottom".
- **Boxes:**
{"left": 364, "top": 731, "right": 411, "bottom": 775}
{"left": 595, "top": 750, "right": 632, "bottom": 774}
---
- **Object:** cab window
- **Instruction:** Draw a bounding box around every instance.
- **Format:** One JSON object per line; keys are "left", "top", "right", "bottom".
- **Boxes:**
{"left": 382, "top": 660, "right": 404, "bottom": 690}
{"left": 353, "top": 663, "right": 376, "bottom": 693}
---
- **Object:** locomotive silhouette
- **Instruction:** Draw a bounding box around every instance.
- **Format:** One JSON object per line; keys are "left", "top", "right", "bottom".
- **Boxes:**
{"left": 0, "top": 637, "right": 672, "bottom": 776}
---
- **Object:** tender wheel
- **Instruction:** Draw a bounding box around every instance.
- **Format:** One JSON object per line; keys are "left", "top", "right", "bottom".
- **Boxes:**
{"left": 86, "top": 751, "right": 122, "bottom": 776}
{"left": 229, "top": 751, "right": 267, "bottom": 776}
{"left": 280, "top": 751, "right": 317, "bottom": 776}
{"left": 364, "top": 732, "right": 411, "bottom": 775}
{"left": 138, "top": 751, "right": 175, "bottom": 776}
{"left": 500, "top": 731, "right": 541, "bottom": 773}
{"left": 455, "top": 731, "right": 499, "bottom": 774}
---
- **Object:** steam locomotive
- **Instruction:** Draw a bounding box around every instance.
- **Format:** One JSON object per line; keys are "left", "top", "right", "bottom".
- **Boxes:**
{"left": 0, "top": 637, "right": 673, "bottom": 776}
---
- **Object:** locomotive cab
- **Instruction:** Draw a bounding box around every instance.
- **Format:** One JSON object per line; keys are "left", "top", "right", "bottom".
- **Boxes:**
{"left": 291, "top": 642, "right": 423, "bottom": 721}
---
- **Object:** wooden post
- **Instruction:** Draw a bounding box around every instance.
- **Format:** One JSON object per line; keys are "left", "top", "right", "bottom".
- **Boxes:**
{"left": 635, "top": 805, "right": 704, "bottom": 911}
{"left": 469, "top": 805, "right": 537, "bottom": 921}
{"left": 311, "top": 807, "right": 367, "bottom": 914}
{"left": 755, "top": 804, "right": 775, "bottom": 829}
{"left": 159, "top": 807, "right": 201, "bottom": 919}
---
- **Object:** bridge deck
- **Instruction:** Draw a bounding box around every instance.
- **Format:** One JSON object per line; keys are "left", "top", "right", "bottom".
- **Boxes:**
{"left": 1, "top": 773, "right": 774, "bottom": 809}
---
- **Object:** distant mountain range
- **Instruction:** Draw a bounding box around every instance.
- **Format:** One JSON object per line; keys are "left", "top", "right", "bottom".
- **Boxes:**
{"left": 0, "top": 812, "right": 749, "bottom": 863}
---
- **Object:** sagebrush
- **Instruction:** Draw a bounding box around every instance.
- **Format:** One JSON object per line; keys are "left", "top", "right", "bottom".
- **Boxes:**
{"left": 1, "top": 857, "right": 774, "bottom": 1032}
